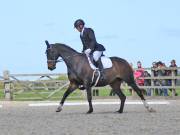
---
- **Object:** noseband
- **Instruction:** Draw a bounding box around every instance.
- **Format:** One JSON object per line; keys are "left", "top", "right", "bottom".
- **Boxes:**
{"left": 47, "top": 59, "right": 63, "bottom": 63}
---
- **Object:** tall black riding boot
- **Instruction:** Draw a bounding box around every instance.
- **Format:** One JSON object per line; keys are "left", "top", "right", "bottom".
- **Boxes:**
{"left": 97, "top": 59, "right": 105, "bottom": 80}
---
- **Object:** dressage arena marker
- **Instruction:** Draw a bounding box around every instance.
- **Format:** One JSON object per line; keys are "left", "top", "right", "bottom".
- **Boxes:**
{"left": 29, "top": 101, "right": 170, "bottom": 107}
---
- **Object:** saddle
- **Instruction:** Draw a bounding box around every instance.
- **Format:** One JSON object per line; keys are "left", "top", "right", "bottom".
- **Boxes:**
{"left": 79, "top": 55, "right": 112, "bottom": 90}
{"left": 79, "top": 69, "right": 101, "bottom": 90}
{"left": 88, "top": 54, "right": 112, "bottom": 86}
{"left": 88, "top": 55, "right": 112, "bottom": 70}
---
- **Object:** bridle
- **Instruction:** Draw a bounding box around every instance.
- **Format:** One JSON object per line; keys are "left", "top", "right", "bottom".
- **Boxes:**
{"left": 47, "top": 59, "right": 63, "bottom": 63}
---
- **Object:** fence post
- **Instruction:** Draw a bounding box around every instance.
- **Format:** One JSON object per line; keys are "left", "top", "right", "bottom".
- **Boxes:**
{"left": 93, "top": 89, "right": 99, "bottom": 96}
{"left": 150, "top": 69, "right": 154, "bottom": 96}
{"left": 171, "top": 69, "right": 176, "bottom": 97}
{"left": 3, "top": 70, "right": 13, "bottom": 100}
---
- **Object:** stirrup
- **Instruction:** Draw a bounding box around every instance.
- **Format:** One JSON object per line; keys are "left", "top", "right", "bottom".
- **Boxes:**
{"left": 91, "top": 69, "right": 101, "bottom": 86}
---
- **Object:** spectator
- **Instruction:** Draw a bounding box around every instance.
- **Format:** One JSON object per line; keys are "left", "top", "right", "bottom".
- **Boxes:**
{"left": 144, "top": 71, "right": 152, "bottom": 96}
{"left": 167, "top": 59, "right": 177, "bottom": 76}
{"left": 134, "top": 61, "right": 144, "bottom": 86}
{"left": 167, "top": 59, "right": 178, "bottom": 96}
{"left": 151, "top": 62, "right": 159, "bottom": 95}
{"left": 156, "top": 61, "right": 168, "bottom": 96}
{"left": 152, "top": 62, "right": 158, "bottom": 77}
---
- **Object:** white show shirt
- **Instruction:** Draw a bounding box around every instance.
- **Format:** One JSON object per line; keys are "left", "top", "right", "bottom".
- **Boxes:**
{"left": 80, "top": 27, "right": 85, "bottom": 36}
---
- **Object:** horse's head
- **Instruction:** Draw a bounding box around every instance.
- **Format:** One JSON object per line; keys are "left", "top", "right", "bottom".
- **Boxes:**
{"left": 45, "top": 40, "right": 59, "bottom": 71}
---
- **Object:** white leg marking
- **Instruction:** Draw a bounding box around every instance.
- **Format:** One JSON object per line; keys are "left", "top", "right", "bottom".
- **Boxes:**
{"left": 142, "top": 100, "right": 156, "bottom": 112}
{"left": 56, "top": 104, "right": 63, "bottom": 112}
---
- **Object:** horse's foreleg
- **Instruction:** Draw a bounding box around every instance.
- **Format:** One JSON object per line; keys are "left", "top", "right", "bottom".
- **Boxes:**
{"left": 114, "top": 88, "right": 126, "bottom": 113}
{"left": 56, "top": 83, "right": 78, "bottom": 112}
{"left": 86, "top": 87, "right": 93, "bottom": 114}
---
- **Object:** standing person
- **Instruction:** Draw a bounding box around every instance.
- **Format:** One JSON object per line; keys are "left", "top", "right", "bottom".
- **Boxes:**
{"left": 167, "top": 59, "right": 178, "bottom": 96}
{"left": 151, "top": 62, "right": 159, "bottom": 95}
{"left": 134, "top": 61, "right": 144, "bottom": 86}
{"left": 134, "top": 61, "right": 146, "bottom": 95}
{"left": 74, "top": 19, "right": 106, "bottom": 79}
{"left": 144, "top": 71, "right": 152, "bottom": 96}
{"left": 167, "top": 59, "right": 178, "bottom": 77}
{"left": 156, "top": 61, "right": 168, "bottom": 96}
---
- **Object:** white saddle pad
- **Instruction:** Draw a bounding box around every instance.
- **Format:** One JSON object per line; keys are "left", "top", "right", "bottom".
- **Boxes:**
{"left": 101, "top": 56, "right": 113, "bottom": 69}
{"left": 87, "top": 56, "right": 113, "bottom": 70}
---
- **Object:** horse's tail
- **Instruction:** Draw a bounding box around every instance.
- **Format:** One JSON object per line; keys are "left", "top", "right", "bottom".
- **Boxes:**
{"left": 45, "top": 40, "right": 51, "bottom": 48}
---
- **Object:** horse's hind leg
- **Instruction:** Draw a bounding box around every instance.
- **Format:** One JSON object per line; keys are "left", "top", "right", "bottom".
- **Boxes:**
{"left": 56, "top": 83, "right": 78, "bottom": 112}
{"left": 110, "top": 80, "right": 126, "bottom": 113}
{"left": 129, "top": 82, "right": 145, "bottom": 100}
{"left": 129, "top": 82, "right": 155, "bottom": 112}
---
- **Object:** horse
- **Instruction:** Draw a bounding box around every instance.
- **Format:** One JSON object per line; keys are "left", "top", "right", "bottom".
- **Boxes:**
{"left": 45, "top": 40, "right": 155, "bottom": 113}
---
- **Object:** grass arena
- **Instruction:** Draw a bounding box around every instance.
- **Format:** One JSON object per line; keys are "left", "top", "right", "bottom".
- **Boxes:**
{"left": 0, "top": 99, "right": 180, "bottom": 135}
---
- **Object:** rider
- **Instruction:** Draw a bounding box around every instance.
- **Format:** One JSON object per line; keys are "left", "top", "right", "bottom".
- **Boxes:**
{"left": 74, "top": 19, "right": 106, "bottom": 79}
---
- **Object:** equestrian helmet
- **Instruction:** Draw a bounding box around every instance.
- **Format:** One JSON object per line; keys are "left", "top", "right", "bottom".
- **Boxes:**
{"left": 74, "top": 19, "right": 85, "bottom": 28}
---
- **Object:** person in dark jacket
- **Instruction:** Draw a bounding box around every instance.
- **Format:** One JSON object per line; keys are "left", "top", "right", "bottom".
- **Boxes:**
{"left": 167, "top": 59, "right": 178, "bottom": 96}
{"left": 74, "top": 19, "right": 106, "bottom": 79}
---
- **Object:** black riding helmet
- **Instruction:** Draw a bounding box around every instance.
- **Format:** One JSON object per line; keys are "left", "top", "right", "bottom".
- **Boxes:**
{"left": 74, "top": 19, "right": 85, "bottom": 28}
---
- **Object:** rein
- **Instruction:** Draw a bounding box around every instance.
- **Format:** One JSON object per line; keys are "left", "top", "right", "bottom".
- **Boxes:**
{"left": 47, "top": 53, "right": 82, "bottom": 63}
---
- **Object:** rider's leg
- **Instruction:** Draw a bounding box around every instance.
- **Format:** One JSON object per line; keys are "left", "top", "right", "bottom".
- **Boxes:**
{"left": 93, "top": 51, "right": 103, "bottom": 62}
{"left": 97, "top": 58, "right": 105, "bottom": 80}
{"left": 93, "top": 51, "right": 105, "bottom": 80}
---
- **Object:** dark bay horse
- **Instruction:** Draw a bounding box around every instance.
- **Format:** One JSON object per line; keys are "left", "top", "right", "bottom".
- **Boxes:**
{"left": 45, "top": 40, "right": 154, "bottom": 113}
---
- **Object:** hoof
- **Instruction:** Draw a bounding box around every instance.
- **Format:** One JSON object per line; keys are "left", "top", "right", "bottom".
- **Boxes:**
{"left": 148, "top": 108, "right": 156, "bottom": 113}
{"left": 115, "top": 110, "right": 123, "bottom": 113}
{"left": 56, "top": 106, "right": 62, "bottom": 112}
{"left": 86, "top": 110, "right": 93, "bottom": 114}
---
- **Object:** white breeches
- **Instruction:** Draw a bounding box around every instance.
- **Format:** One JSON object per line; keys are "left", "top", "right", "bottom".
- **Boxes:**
{"left": 93, "top": 51, "right": 103, "bottom": 62}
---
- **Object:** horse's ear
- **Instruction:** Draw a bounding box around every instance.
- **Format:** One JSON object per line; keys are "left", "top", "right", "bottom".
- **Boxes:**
{"left": 45, "top": 40, "right": 50, "bottom": 48}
